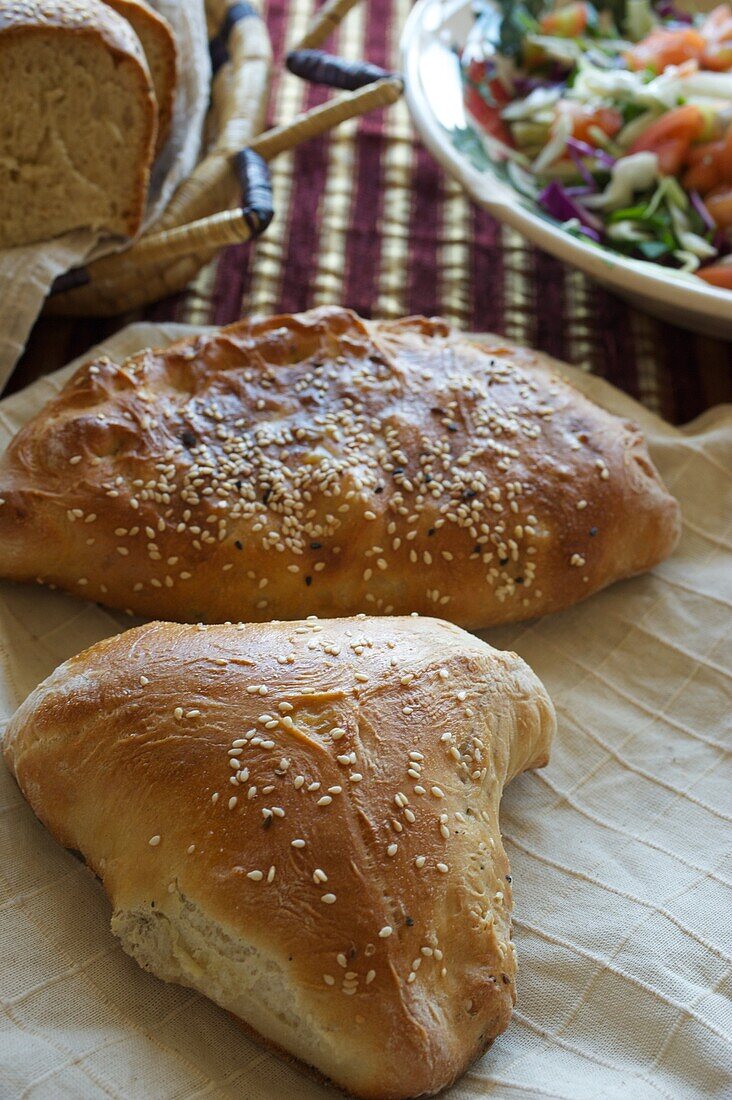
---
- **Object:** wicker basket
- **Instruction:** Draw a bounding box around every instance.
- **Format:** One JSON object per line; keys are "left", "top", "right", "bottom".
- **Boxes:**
{"left": 48, "top": 0, "right": 401, "bottom": 318}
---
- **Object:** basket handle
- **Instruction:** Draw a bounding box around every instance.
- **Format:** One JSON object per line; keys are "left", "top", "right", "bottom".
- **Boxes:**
{"left": 286, "top": 49, "right": 398, "bottom": 91}
{"left": 248, "top": 73, "right": 402, "bottom": 161}
{"left": 141, "top": 77, "right": 402, "bottom": 257}
{"left": 50, "top": 76, "right": 402, "bottom": 296}
{"left": 234, "top": 148, "right": 274, "bottom": 236}
{"left": 293, "top": 0, "right": 363, "bottom": 51}
{"left": 209, "top": 2, "right": 262, "bottom": 74}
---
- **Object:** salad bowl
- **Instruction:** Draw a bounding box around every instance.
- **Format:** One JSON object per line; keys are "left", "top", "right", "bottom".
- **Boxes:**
{"left": 401, "top": 0, "right": 732, "bottom": 338}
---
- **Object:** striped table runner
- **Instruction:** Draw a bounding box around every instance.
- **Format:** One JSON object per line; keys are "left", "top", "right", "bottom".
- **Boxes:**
{"left": 11, "top": 0, "right": 732, "bottom": 421}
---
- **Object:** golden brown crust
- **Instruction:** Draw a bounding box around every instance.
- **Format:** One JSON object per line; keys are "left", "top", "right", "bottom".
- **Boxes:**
{"left": 0, "top": 0, "right": 157, "bottom": 240}
{"left": 0, "top": 308, "right": 680, "bottom": 628}
{"left": 103, "top": 0, "right": 177, "bottom": 152}
{"left": 3, "top": 615, "right": 556, "bottom": 1099}
{"left": 0, "top": 0, "right": 143, "bottom": 47}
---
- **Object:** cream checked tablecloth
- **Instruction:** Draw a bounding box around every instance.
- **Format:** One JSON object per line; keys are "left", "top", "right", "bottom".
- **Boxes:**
{"left": 0, "top": 324, "right": 730, "bottom": 1099}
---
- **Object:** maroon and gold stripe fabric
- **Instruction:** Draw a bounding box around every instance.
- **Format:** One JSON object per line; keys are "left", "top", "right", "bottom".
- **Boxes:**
{"left": 12, "top": 0, "right": 732, "bottom": 420}
{"left": 194, "top": 0, "right": 732, "bottom": 423}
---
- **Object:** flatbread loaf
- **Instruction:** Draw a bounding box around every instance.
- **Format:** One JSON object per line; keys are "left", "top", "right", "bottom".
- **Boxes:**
{"left": 0, "top": 308, "right": 680, "bottom": 627}
{"left": 3, "top": 615, "right": 556, "bottom": 1098}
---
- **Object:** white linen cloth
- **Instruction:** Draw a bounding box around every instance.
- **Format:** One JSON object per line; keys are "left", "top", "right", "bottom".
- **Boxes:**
{"left": 0, "top": 1, "right": 211, "bottom": 388}
{"left": 0, "top": 323, "right": 729, "bottom": 1099}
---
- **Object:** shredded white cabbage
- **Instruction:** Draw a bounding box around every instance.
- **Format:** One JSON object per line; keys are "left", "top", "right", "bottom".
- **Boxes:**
{"left": 672, "top": 250, "right": 702, "bottom": 272}
{"left": 506, "top": 159, "right": 541, "bottom": 198}
{"left": 584, "top": 151, "right": 659, "bottom": 210}
{"left": 524, "top": 34, "right": 585, "bottom": 66}
{"left": 639, "top": 68, "right": 732, "bottom": 111}
{"left": 606, "top": 221, "right": 653, "bottom": 242}
{"left": 570, "top": 60, "right": 732, "bottom": 117}
{"left": 616, "top": 109, "right": 661, "bottom": 149}
{"left": 571, "top": 61, "right": 645, "bottom": 102}
{"left": 501, "top": 86, "right": 562, "bottom": 121}
{"left": 676, "top": 234, "right": 718, "bottom": 258}
{"left": 532, "top": 109, "right": 573, "bottom": 174}
{"left": 668, "top": 203, "right": 719, "bottom": 259}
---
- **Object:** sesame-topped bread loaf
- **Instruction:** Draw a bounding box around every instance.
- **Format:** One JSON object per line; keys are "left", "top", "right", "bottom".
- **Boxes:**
{"left": 0, "top": 307, "right": 680, "bottom": 627}
{"left": 3, "top": 615, "right": 556, "bottom": 1098}
{"left": 104, "top": 0, "right": 177, "bottom": 153}
{"left": 0, "top": 0, "right": 157, "bottom": 249}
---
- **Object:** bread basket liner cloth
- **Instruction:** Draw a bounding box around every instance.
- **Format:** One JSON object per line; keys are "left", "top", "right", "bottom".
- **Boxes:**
{"left": 0, "top": 0, "right": 210, "bottom": 386}
{"left": 0, "top": 322, "right": 729, "bottom": 1100}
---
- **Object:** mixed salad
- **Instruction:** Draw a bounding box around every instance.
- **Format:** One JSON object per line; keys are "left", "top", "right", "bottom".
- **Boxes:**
{"left": 461, "top": 0, "right": 732, "bottom": 289}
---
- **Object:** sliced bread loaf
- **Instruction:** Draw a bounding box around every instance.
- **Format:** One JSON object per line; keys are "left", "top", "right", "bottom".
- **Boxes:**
{"left": 0, "top": 0, "right": 158, "bottom": 249}
{"left": 104, "top": 0, "right": 177, "bottom": 153}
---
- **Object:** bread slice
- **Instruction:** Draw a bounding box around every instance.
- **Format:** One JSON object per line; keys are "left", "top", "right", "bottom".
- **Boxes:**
{"left": 0, "top": 0, "right": 157, "bottom": 248}
{"left": 104, "top": 0, "right": 177, "bottom": 153}
{"left": 0, "top": 307, "right": 681, "bottom": 628}
{"left": 3, "top": 616, "right": 556, "bottom": 1098}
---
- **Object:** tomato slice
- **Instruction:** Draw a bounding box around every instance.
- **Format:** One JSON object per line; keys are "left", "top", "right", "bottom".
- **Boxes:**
{"left": 630, "top": 105, "right": 705, "bottom": 175}
{"left": 683, "top": 126, "right": 732, "bottom": 193}
{"left": 705, "top": 184, "right": 732, "bottom": 228}
{"left": 697, "top": 263, "right": 732, "bottom": 288}
{"left": 463, "top": 57, "right": 514, "bottom": 145}
{"left": 703, "top": 42, "right": 732, "bottom": 70}
{"left": 722, "top": 125, "right": 732, "bottom": 180}
{"left": 556, "top": 101, "right": 622, "bottom": 144}
{"left": 540, "top": 2, "right": 591, "bottom": 38}
{"left": 465, "top": 93, "right": 514, "bottom": 145}
{"left": 683, "top": 147, "right": 725, "bottom": 193}
{"left": 654, "top": 137, "right": 696, "bottom": 175}
{"left": 625, "top": 28, "right": 706, "bottom": 73}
